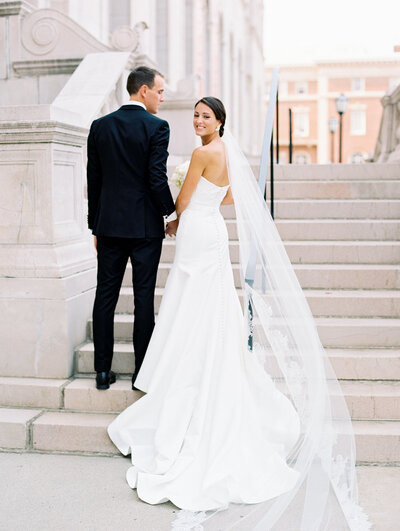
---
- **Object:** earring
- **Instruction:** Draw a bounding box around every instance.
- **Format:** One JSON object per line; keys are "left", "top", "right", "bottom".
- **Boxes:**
{"left": 216, "top": 126, "right": 220, "bottom": 131}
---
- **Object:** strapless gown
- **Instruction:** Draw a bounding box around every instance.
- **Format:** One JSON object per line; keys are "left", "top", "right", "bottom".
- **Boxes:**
{"left": 107, "top": 176, "right": 301, "bottom": 511}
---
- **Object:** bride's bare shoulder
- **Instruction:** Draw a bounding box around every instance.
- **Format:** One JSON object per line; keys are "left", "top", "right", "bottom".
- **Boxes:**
{"left": 193, "top": 142, "right": 224, "bottom": 162}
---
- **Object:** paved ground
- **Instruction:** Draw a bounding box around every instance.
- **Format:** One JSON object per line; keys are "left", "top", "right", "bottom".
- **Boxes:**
{"left": 0, "top": 452, "right": 399, "bottom": 530}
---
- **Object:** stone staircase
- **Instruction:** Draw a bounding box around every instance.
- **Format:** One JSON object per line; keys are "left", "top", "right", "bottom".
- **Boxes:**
{"left": 1, "top": 164, "right": 400, "bottom": 464}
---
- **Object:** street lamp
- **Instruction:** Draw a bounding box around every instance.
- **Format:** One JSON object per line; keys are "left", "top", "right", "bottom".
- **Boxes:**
{"left": 328, "top": 117, "right": 338, "bottom": 163}
{"left": 335, "top": 93, "right": 348, "bottom": 163}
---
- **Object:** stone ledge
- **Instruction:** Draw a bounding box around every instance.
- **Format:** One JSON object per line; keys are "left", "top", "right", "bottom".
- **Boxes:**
{"left": 13, "top": 58, "right": 82, "bottom": 77}
{"left": 0, "top": 1, "right": 32, "bottom": 17}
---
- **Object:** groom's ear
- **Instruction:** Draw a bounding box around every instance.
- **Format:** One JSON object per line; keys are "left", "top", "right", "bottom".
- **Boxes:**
{"left": 139, "top": 85, "right": 148, "bottom": 98}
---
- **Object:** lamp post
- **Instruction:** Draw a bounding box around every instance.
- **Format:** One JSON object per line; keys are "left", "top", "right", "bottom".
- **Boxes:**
{"left": 335, "top": 93, "right": 348, "bottom": 163}
{"left": 328, "top": 117, "right": 338, "bottom": 163}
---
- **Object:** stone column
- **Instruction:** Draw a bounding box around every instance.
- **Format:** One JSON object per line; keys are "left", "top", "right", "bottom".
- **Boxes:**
{"left": 0, "top": 105, "right": 96, "bottom": 378}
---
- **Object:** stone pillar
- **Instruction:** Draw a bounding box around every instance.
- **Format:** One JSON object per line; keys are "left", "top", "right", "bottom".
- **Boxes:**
{"left": 0, "top": 105, "right": 96, "bottom": 378}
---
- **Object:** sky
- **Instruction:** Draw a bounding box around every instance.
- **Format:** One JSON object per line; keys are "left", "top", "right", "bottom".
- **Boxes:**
{"left": 263, "top": 0, "right": 400, "bottom": 64}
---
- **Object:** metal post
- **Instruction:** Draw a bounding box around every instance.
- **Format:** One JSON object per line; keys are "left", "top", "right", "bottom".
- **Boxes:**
{"left": 339, "top": 113, "right": 343, "bottom": 163}
{"left": 331, "top": 131, "right": 335, "bottom": 163}
{"left": 289, "top": 108, "right": 293, "bottom": 163}
{"left": 276, "top": 90, "right": 279, "bottom": 164}
{"left": 270, "top": 129, "right": 274, "bottom": 218}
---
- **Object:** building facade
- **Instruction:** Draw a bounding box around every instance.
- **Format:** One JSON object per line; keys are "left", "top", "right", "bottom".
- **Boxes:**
{"left": 266, "top": 59, "right": 400, "bottom": 164}
{"left": 27, "top": 0, "right": 266, "bottom": 156}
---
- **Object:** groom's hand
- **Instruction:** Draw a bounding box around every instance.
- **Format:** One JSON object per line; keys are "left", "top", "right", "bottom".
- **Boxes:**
{"left": 165, "top": 219, "right": 178, "bottom": 237}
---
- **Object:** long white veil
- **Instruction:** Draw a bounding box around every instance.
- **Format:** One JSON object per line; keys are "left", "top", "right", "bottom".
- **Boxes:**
{"left": 173, "top": 130, "right": 371, "bottom": 530}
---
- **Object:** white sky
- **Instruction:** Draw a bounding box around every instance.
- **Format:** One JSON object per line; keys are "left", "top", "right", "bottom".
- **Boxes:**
{"left": 263, "top": 0, "right": 400, "bottom": 64}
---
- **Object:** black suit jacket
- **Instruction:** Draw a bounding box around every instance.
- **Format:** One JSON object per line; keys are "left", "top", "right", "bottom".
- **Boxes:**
{"left": 87, "top": 105, "right": 175, "bottom": 238}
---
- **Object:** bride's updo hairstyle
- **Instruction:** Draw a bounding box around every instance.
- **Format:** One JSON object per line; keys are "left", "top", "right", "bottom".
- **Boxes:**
{"left": 195, "top": 97, "right": 226, "bottom": 137}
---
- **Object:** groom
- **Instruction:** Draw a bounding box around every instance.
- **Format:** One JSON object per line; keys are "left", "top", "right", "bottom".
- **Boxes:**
{"left": 87, "top": 66, "right": 177, "bottom": 391}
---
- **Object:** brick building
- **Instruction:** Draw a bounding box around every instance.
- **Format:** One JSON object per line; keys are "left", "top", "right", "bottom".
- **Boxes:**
{"left": 266, "top": 58, "right": 400, "bottom": 164}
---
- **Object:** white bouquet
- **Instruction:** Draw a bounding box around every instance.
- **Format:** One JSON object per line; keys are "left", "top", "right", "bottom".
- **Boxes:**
{"left": 171, "top": 160, "right": 190, "bottom": 189}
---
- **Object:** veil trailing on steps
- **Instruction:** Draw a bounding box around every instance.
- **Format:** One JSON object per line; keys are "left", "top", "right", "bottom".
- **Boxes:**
{"left": 172, "top": 130, "right": 371, "bottom": 531}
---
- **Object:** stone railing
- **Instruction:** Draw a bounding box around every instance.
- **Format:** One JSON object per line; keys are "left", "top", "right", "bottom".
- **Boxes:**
{"left": 373, "top": 84, "right": 400, "bottom": 163}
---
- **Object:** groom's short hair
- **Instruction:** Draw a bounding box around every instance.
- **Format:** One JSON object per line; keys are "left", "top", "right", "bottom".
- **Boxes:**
{"left": 127, "top": 66, "right": 163, "bottom": 95}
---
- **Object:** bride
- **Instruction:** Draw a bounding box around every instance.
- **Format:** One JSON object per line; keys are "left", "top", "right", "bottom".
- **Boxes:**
{"left": 108, "top": 97, "right": 370, "bottom": 530}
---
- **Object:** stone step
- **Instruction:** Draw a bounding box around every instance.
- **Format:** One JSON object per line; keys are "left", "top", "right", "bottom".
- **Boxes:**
{"left": 254, "top": 180, "right": 400, "bottom": 199}
{"left": 0, "top": 407, "right": 42, "bottom": 450}
{"left": 169, "top": 219, "right": 400, "bottom": 242}
{"left": 160, "top": 240, "right": 400, "bottom": 264}
{"left": 123, "top": 263, "right": 400, "bottom": 290}
{"left": 76, "top": 343, "right": 400, "bottom": 381}
{"left": 168, "top": 162, "right": 400, "bottom": 182}
{"left": 115, "top": 287, "right": 400, "bottom": 318}
{"left": 267, "top": 163, "right": 400, "bottom": 181}
{"left": 207, "top": 218, "right": 400, "bottom": 241}
{"left": 275, "top": 220, "right": 400, "bottom": 241}
{"left": 339, "top": 381, "right": 400, "bottom": 420}
{"left": 0, "top": 377, "right": 394, "bottom": 421}
{"left": 221, "top": 199, "right": 400, "bottom": 220}
{"left": 352, "top": 420, "right": 400, "bottom": 464}
{"left": 269, "top": 200, "right": 400, "bottom": 220}
{"left": 0, "top": 377, "right": 70, "bottom": 409}
{"left": 87, "top": 315, "right": 400, "bottom": 348}
{"left": 1, "top": 404, "right": 399, "bottom": 463}
{"left": 32, "top": 411, "right": 118, "bottom": 454}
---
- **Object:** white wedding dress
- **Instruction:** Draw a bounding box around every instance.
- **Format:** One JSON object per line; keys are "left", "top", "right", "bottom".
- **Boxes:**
{"left": 107, "top": 176, "right": 301, "bottom": 511}
{"left": 108, "top": 131, "right": 370, "bottom": 530}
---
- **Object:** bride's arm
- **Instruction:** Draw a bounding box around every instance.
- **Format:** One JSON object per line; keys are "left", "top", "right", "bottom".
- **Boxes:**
{"left": 221, "top": 187, "right": 234, "bottom": 204}
{"left": 175, "top": 148, "right": 207, "bottom": 216}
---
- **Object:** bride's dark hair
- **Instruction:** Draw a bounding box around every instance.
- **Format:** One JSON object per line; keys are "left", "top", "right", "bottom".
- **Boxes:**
{"left": 195, "top": 97, "right": 226, "bottom": 137}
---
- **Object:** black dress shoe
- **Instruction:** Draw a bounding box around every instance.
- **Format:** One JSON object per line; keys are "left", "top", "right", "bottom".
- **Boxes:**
{"left": 96, "top": 370, "right": 117, "bottom": 390}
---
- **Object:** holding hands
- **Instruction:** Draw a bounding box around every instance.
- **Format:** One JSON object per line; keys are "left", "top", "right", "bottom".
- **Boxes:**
{"left": 165, "top": 219, "right": 179, "bottom": 237}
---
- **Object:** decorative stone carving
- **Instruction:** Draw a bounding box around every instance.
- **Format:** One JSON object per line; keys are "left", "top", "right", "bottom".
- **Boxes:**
{"left": 110, "top": 21, "right": 148, "bottom": 53}
{"left": 20, "top": 8, "right": 109, "bottom": 59}
{"left": 110, "top": 25, "right": 138, "bottom": 52}
{"left": 374, "top": 84, "right": 400, "bottom": 162}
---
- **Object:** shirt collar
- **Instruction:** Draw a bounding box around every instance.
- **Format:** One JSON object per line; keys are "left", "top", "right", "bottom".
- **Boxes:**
{"left": 125, "top": 101, "right": 147, "bottom": 110}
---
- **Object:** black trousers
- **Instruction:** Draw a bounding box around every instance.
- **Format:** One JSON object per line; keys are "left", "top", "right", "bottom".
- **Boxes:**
{"left": 93, "top": 236, "right": 163, "bottom": 374}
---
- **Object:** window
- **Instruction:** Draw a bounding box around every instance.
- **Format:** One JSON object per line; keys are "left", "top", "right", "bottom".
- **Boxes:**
{"left": 350, "top": 110, "right": 366, "bottom": 135}
{"left": 294, "top": 110, "right": 309, "bottom": 137}
{"left": 349, "top": 152, "right": 366, "bottom": 164}
{"left": 351, "top": 78, "right": 365, "bottom": 92}
{"left": 294, "top": 152, "right": 310, "bottom": 164}
{"left": 295, "top": 81, "right": 308, "bottom": 95}
{"left": 279, "top": 81, "right": 288, "bottom": 96}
